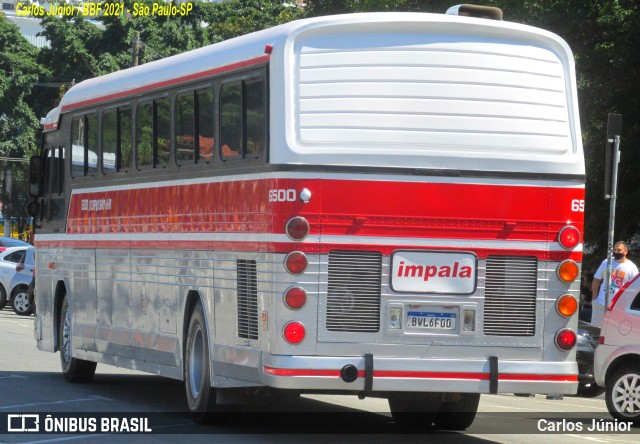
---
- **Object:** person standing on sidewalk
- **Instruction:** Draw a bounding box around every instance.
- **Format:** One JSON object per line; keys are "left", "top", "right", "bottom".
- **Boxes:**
{"left": 591, "top": 241, "right": 638, "bottom": 328}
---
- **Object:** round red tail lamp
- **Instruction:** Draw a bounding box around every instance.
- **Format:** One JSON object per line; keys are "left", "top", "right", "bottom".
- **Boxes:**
{"left": 283, "top": 321, "right": 305, "bottom": 344}
{"left": 558, "top": 226, "right": 581, "bottom": 249}
{"left": 284, "top": 252, "right": 307, "bottom": 275}
{"left": 284, "top": 287, "right": 307, "bottom": 310}
{"left": 286, "top": 217, "right": 309, "bottom": 241}
{"left": 555, "top": 328, "right": 576, "bottom": 351}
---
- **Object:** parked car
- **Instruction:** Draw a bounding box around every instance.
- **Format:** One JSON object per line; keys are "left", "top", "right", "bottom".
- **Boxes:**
{"left": 575, "top": 320, "right": 604, "bottom": 397}
{"left": 594, "top": 274, "right": 640, "bottom": 424}
{"left": 0, "top": 236, "right": 31, "bottom": 249}
{"left": 0, "top": 246, "right": 36, "bottom": 315}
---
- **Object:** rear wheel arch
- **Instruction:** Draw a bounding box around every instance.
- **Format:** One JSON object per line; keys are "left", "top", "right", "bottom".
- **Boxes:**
{"left": 606, "top": 354, "right": 640, "bottom": 383}
{"left": 182, "top": 291, "right": 210, "bottom": 369}
{"left": 53, "top": 281, "right": 68, "bottom": 352}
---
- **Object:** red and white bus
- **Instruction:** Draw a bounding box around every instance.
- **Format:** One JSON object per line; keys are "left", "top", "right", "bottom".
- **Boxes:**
{"left": 28, "top": 6, "right": 584, "bottom": 429}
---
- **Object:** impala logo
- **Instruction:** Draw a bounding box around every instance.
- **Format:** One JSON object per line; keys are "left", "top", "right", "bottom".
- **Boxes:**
{"left": 396, "top": 261, "right": 473, "bottom": 282}
{"left": 391, "top": 251, "right": 477, "bottom": 294}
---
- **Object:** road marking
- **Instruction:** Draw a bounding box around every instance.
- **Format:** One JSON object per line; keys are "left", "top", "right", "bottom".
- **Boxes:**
{"left": 0, "top": 395, "right": 114, "bottom": 410}
{"left": 0, "top": 374, "right": 28, "bottom": 380}
{"left": 567, "top": 435, "right": 610, "bottom": 442}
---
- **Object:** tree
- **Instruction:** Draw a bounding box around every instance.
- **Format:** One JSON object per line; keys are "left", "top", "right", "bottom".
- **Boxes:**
{"left": 0, "top": 17, "right": 47, "bottom": 233}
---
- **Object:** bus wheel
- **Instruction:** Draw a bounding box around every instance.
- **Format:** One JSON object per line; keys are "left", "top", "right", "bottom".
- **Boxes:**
{"left": 184, "top": 301, "right": 220, "bottom": 424}
{"left": 0, "top": 285, "right": 7, "bottom": 310}
{"left": 388, "top": 393, "right": 441, "bottom": 428}
{"left": 59, "top": 296, "right": 97, "bottom": 382}
{"left": 434, "top": 393, "right": 480, "bottom": 430}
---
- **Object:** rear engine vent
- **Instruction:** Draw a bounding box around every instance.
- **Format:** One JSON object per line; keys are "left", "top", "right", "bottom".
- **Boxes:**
{"left": 237, "top": 259, "right": 258, "bottom": 340}
{"left": 484, "top": 256, "right": 537, "bottom": 336}
{"left": 326, "top": 250, "right": 382, "bottom": 332}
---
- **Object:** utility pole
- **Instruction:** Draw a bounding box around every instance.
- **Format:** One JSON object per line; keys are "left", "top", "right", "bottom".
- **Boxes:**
{"left": 3, "top": 166, "right": 11, "bottom": 237}
{"left": 604, "top": 114, "right": 622, "bottom": 309}
{"left": 131, "top": 31, "right": 140, "bottom": 67}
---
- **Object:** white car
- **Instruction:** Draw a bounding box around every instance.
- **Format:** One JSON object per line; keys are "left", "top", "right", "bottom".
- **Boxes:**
{"left": 0, "top": 246, "right": 36, "bottom": 316}
{"left": 594, "top": 274, "right": 640, "bottom": 424}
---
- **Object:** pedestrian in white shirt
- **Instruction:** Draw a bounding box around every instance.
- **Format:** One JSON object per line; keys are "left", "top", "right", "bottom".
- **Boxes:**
{"left": 591, "top": 241, "right": 639, "bottom": 328}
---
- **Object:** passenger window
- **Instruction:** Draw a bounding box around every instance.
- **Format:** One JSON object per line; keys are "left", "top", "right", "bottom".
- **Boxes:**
{"left": 630, "top": 291, "right": 640, "bottom": 311}
{"left": 176, "top": 93, "right": 196, "bottom": 164}
{"left": 156, "top": 98, "right": 171, "bottom": 167}
{"left": 136, "top": 102, "right": 153, "bottom": 169}
{"left": 245, "top": 79, "right": 265, "bottom": 158}
{"left": 219, "top": 77, "right": 265, "bottom": 160}
{"left": 86, "top": 113, "right": 98, "bottom": 174}
{"left": 103, "top": 107, "right": 132, "bottom": 173}
{"left": 71, "top": 114, "right": 97, "bottom": 176}
{"left": 220, "top": 82, "right": 242, "bottom": 159}
{"left": 197, "top": 88, "right": 215, "bottom": 163}
{"left": 71, "top": 117, "right": 85, "bottom": 177}
{"left": 102, "top": 109, "right": 117, "bottom": 173}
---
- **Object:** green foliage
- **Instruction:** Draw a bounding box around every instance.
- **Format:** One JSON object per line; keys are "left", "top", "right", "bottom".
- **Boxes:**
{"left": 4, "top": 0, "right": 640, "bottom": 264}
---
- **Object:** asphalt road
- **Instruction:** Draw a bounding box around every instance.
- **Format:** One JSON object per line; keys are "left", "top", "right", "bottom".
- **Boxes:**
{"left": 0, "top": 307, "right": 637, "bottom": 444}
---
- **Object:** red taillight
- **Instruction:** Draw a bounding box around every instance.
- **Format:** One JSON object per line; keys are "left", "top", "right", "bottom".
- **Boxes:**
{"left": 286, "top": 217, "right": 309, "bottom": 241}
{"left": 599, "top": 336, "right": 605, "bottom": 345}
{"left": 284, "top": 252, "right": 307, "bottom": 275}
{"left": 555, "top": 329, "right": 576, "bottom": 351}
{"left": 284, "top": 287, "right": 307, "bottom": 310}
{"left": 558, "top": 225, "right": 581, "bottom": 249}
{"left": 283, "top": 321, "right": 305, "bottom": 344}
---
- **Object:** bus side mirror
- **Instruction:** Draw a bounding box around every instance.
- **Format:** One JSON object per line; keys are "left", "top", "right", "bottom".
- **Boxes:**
{"left": 29, "top": 156, "right": 43, "bottom": 197}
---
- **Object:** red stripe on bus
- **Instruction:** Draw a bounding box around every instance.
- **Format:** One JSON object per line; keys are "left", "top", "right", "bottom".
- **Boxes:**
{"left": 64, "top": 179, "right": 584, "bottom": 245}
{"left": 60, "top": 55, "right": 270, "bottom": 113}
{"left": 32, "top": 239, "right": 582, "bottom": 262}
{"left": 263, "top": 367, "right": 577, "bottom": 382}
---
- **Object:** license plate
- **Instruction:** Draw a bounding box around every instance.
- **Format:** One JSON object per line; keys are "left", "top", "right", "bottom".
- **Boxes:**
{"left": 407, "top": 311, "right": 456, "bottom": 330}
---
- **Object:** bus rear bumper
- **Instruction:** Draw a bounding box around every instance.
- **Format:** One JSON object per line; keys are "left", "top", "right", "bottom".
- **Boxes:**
{"left": 261, "top": 354, "right": 578, "bottom": 395}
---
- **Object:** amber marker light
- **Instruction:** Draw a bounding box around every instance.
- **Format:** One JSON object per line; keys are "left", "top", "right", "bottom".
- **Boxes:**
{"left": 283, "top": 321, "right": 305, "bottom": 344}
{"left": 558, "top": 225, "right": 581, "bottom": 249}
{"left": 556, "top": 295, "right": 578, "bottom": 317}
{"left": 557, "top": 260, "right": 579, "bottom": 283}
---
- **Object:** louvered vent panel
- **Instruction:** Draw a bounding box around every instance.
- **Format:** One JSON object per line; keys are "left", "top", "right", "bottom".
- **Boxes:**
{"left": 484, "top": 256, "right": 538, "bottom": 336}
{"left": 237, "top": 260, "right": 258, "bottom": 340}
{"left": 326, "top": 250, "right": 382, "bottom": 332}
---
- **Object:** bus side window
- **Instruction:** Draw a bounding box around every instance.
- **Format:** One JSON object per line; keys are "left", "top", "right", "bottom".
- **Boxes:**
{"left": 245, "top": 79, "right": 265, "bottom": 158}
{"left": 120, "top": 108, "right": 132, "bottom": 171}
{"left": 155, "top": 98, "right": 171, "bottom": 167}
{"left": 220, "top": 82, "right": 242, "bottom": 159}
{"left": 86, "top": 113, "right": 98, "bottom": 175}
{"left": 102, "top": 109, "right": 117, "bottom": 173}
{"left": 176, "top": 92, "right": 196, "bottom": 164}
{"left": 71, "top": 117, "right": 85, "bottom": 177}
{"left": 71, "top": 114, "right": 97, "bottom": 176}
{"left": 197, "top": 88, "right": 214, "bottom": 163}
{"left": 176, "top": 88, "right": 215, "bottom": 165}
{"left": 136, "top": 102, "right": 153, "bottom": 169}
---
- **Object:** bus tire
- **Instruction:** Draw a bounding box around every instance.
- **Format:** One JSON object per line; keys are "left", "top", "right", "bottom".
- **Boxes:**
{"left": 0, "top": 285, "right": 7, "bottom": 310}
{"left": 388, "top": 393, "right": 441, "bottom": 428}
{"left": 434, "top": 393, "right": 480, "bottom": 430}
{"left": 184, "top": 300, "right": 220, "bottom": 424}
{"left": 59, "top": 296, "right": 97, "bottom": 383}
